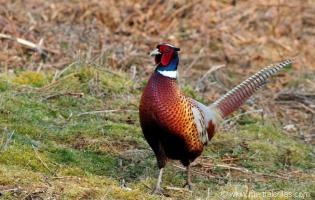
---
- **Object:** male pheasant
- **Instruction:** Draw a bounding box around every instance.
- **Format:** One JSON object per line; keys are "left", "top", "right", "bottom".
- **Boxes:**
{"left": 139, "top": 43, "right": 293, "bottom": 193}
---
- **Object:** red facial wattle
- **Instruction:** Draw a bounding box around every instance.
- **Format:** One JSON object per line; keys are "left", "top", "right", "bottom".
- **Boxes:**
{"left": 160, "top": 46, "right": 173, "bottom": 66}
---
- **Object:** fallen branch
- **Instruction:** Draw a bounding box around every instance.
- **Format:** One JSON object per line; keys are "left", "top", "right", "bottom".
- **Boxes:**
{"left": 0, "top": 33, "right": 60, "bottom": 55}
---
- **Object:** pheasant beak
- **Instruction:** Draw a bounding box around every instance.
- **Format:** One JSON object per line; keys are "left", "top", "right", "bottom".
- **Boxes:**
{"left": 149, "top": 48, "right": 161, "bottom": 56}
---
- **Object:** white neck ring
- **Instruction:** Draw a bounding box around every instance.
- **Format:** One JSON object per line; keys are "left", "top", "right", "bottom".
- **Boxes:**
{"left": 157, "top": 70, "right": 177, "bottom": 78}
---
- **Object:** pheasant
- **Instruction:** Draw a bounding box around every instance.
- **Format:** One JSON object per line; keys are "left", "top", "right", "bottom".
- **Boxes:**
{"left": 139, "top": 43, "right": 293, "bottom": 193}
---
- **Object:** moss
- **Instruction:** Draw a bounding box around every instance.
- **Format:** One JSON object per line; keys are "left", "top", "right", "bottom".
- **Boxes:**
{"left": 0, "top": 143, "right": 51, "bottom": 173}
{"left": 0, "top": 80, "right": 10, "bottom": 91}
{"left": 108, "top": 187, "right": 156, "bottom": 200}
{"left": 12, "top": 71, "right": 47, "bottom": 87}
{"left": 0, "top": 165, "right": 43, "bottom": 186}
{"left": 49, "top": 147, "right": 118, "bottom": 176}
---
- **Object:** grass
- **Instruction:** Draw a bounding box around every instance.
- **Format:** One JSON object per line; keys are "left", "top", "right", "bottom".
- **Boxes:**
{"left": 0, "top": 64, "right": 314, "bottom": 200}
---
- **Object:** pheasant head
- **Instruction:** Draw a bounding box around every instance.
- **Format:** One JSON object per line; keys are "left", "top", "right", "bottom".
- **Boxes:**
{"left": 150, "top": 43, "right": 180, "bottom": 79}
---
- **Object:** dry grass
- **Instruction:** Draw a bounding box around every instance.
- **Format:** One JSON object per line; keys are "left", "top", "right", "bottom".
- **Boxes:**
{"left": 1, "top": 0, "right": 314, "bottom": 68}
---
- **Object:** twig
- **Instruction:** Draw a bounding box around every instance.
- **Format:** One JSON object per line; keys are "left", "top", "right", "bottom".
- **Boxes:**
{"left": 22, "top": 189, "right": 47, "bottom": 200}
{"left": 83, "top": 58, "right": 123, "bottom": 77}
{"left": 141, "top": 181, "right": 152, "bottom": 190}
{"left": 172, "top": 164, "right": 218, "bottom": 179}
{"left": 278, "top": 102, "right": 315, "bottom": 114}
{"left": 1, "top": 130, "right": 15, "bottom": 151}
{"left": 160, "top": 0, "right": 202, "bottom": 22}
{"left": 0, "top": 187, "right": 21, "bottom": 193}
{"left": 198, "top": 162, "right": 289, "bottom": 180}
{"left": 99, "top": 67, "right": 123, "bottom": 77}
{"left": 183, "top": 48, "right": 205, "bottom": 76}
{"left": 276, "top": 93, "right": 315, "bottom": 104}
{"left": 0, "top": 33, "right": 60, "bottom": 55}
{"left": 254, "top": 172, "right": 288, "bottom": 180}
{"left": 195, "top": 64, "right": 225, "bottom": 91}
{"left": 222, "top": 109, "right": 264, "bottom": 125}
{"left": 32, "top": 145, "right": 53, "bottom": 174}
{"left": 52, "top": 61, "right": 78, "bottom": 82}
{"left": 52, "top": 176, "right": 81, "bottom": 180}
{"left": 200, "top": 163, "right": 251, "bottom": 173}
{"left": 298, "top": 103, "right": 315, "bottom": 114}
{"left": 44, "top": 92, "right": 84, "bottom": 100}
{"left": 221, "top": 157, "right": 240, "bottom": 162}
{"left": 269, "top": 38, "right": 293, "bottom": 52}
{"left": 43, "top": 60, "right": 71, "bottom": 69}
{"left": 165, "top": 186, "right": 190, "bottom": 192}
{"left": 38, "top": 73, "right": 77, "bottom": 92}
{"left": 130, "top": 65, "right": 137, "bottom": 80}
{"left": 77, "top": 109, "right": 138, "bottom": 117}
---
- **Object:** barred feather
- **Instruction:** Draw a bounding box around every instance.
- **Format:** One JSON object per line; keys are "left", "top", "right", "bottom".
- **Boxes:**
{"left": 212, "top": 59, "right": 294, "bottom": 118}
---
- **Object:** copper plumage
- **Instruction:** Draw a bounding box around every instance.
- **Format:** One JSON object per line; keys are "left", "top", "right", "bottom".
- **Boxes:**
{"left": 139, "top": 43, "right": 293, "bottom": 193}
{"left": 140, "top": 72, "right": 206, "bottom": 164}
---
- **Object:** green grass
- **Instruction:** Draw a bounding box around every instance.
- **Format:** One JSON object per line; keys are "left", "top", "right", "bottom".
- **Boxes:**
{"left": 0, "top": 64, "right": 314, "bottom": 199}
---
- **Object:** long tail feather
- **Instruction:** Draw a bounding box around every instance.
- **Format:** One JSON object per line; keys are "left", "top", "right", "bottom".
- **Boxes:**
{"left": 211, "top": 59, "right": 294, "bottom": 118}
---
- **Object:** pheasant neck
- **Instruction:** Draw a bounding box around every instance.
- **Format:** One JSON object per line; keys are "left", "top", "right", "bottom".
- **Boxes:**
{"left": 156, "top": 70, "right": 177, "bottom": 79}
{"left": 155, "top": 56, "right": 179, "bottom": 79}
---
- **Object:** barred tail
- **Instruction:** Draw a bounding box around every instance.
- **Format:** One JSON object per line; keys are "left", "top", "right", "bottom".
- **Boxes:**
{"left": 211, "top": 59, "right": 294, "bottom": 118}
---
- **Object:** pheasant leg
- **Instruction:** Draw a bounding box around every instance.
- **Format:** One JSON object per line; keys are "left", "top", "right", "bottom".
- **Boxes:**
{"left": 153, "top": 168, "right": 164, "bottom": 194}
{"left": 183, "top": 164, "right": 193, "bottom": 190}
